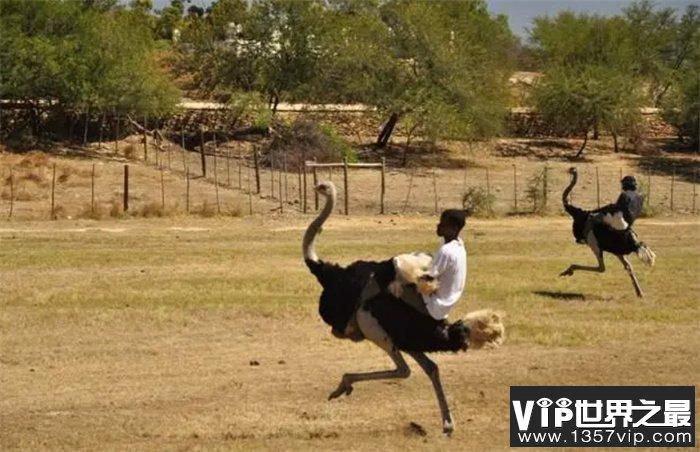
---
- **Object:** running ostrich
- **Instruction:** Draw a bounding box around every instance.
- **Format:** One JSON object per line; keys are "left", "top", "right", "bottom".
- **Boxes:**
{"left": 303, "top": 181, "right": 504, "bottom": 436}
{"left": 560, "top": 167, "right": 655, "bottom": 297}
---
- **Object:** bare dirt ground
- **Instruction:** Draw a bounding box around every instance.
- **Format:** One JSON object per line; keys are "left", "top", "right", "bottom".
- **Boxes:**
{"left": 1, "top": 216, "right": 698, "bottom": 451}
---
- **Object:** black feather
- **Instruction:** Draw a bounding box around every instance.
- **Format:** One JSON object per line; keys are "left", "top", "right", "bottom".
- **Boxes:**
{"left": 366, "top": 294, "right": 468, "bottom": 353}
{"left": 306, "top": 258, "right": 395, "bottom": 333}
{"left": 563, "top": 205, "right": 640, "bottom": 255}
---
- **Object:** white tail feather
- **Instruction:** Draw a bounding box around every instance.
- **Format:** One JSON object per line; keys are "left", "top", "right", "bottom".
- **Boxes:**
{"left": 463, "top": 309, "right": 505, "bottom": 349}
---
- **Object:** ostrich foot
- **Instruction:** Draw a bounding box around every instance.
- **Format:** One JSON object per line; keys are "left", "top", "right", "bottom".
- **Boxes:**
{"left": 328, "top": 381, "right": 354, "bottom": 400}
{"left": 559, "top": 267, "right": 574, "bottom": 277}
{"left": 442, "top": 419, "right": 454, "bottom": 436}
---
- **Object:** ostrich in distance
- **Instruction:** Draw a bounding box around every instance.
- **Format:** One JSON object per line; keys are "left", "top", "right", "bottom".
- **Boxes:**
{"left": 560, "top": 167, "right": 656, "bottom": 297}
{"left": 303, "top": 181, "right": 504, "bottom": 435}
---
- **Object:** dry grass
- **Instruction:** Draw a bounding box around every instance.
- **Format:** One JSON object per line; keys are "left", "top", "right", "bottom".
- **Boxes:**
{"left": 0, "top": 216, "right": 698, "bottom": 450}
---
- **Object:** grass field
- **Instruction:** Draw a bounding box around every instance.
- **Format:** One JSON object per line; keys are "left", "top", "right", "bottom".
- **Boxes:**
{"left": 1, "top": 214, "right": 698, "bottom": 451}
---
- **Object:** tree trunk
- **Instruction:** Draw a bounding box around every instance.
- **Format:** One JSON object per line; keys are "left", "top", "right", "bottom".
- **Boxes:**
{"left": 68, "top": 112, "right": 75, "bottom": 142}
{"left": 83, "top": 109, "right": 89, "bottom": 145}
{"left": 271, "top": 93, "right": 280, "bottom": 116}
{"left": 592, "top": 120, "right": 599, "bottom": 140}
{"left": 376, "top": 112, "right": 398, "bottom": 148}
{"left": 402, "top": 123, "right": 419, "bottom": 167}
{"left": 575, "top": 130, "right": 589, "bottom": 159}
{"left": 612, "top": 131, "right": 619, "bottom": 153}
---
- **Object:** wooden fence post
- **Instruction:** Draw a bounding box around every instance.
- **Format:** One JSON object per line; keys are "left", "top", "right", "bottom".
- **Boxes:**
{"left": 236, "top": 149, "right": 242, "bottom": 190}
{"left": 50, "top": 163, "right": 56, "bottom": 220}
{"left": 143, "top": 117, "right": 148, "bottom": 162}
{"left": 8, "top": 167, "right": 14, "bottom": 219}
{"left": 312, "top": 160, "right": 318, "bottom": 210}
{"left": 278, "top": 160, "right": 283, "bottom": 214}
{"left": 270, "top": 149, "right": 275, "bottom": 199}
{"left": 226, "top": 149, "right": 231, "bottom": 186}
{"left": 343, "top": 158, "right": 349, "bottom": 215}
{"left": 402, "top": 169, "right": 414, "bottom": 213}
{"left": 213, "top": 148, "right": 220, "bottom": 214}
{"left": 160, "top": 166, "right": 165, "bottom": 209}
{"left": 283, "top": 152, "right": 289, "bottom": 204}
{"left": 670, "top": 166, "right": 675, "bottom": 213}
{"left": 254, "top": 149, "right": 261, "bottom": 194}
{"left": 247, "top": 157, "right": 253, "bottom": 215}
{"left": 165, "top": 130, "right": 171, "bottom": 170}
{"left": 693, "top": 169, "right": 697, "bottom": 215}
{"left": 91, "top": 164, "right": 95, "bottom": 214}
{"left": 542, "top": 165, "right": 548, "bottom": 211}
{"left": 297, "top": 167, "right": 302, "bottom": 212}
{"left": 302, "top": 162, "right": 308, "bottom": 214}
{"left": 181, "top": 126, "right": 187, "bottom": 173}
{"left": 512, "top": 164, "right": 517, "bottom": 212}
{"left": 596, "top": 167, "right": 601, "bottom": 208}
{"left": 123, "top": 164, "right": 129, "bottom": 212}
{"left": 199, "top": 127, "right": 206, "bottom": 178}
{"left": 186, "top": 169, "right": 190, "bottom": 214}
{"left": 380, "top": 157, "right": 386, "bottom": 214}
{"left": 485, "top": 167, "right": 491, "bottom": 215}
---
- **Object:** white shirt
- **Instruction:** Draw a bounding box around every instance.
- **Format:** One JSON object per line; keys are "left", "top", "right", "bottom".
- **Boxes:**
{"left": 421, "top": 238, "right": 467, "bottom": 320}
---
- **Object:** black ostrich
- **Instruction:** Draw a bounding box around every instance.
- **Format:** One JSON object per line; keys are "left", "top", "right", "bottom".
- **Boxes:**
{"left": 303, "top": 181, "right": 504, "bottom": 436}
{"left": 560, "top": 168, "right": 655, "bottom": 297}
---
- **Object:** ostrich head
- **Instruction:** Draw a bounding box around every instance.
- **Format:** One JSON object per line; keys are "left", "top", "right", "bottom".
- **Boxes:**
{"left": 568, "top": 167, "right": 577, "bottom": 176}
{"left": 315, "top": 181, "right": 337, "bottom": 199}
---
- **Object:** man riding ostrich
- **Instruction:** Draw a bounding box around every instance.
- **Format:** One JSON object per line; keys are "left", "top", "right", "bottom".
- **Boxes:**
{"left": 303, "top": 181, "right": 504, "bottom": 435}
{"left": 560, "top": 167, "right": 655, "bottom": 297}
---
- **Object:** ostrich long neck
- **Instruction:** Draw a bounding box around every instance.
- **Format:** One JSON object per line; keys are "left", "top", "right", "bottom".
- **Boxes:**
{"left": 562, "top": 171, "right": 578, "bottom": 207}
{"left": 302, "top": 188, "right": 336, "bottom": 262}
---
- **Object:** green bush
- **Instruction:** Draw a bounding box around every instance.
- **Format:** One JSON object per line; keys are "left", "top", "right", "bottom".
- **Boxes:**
{"left": 462, "top": 187, "right": 495, "bottom": 217}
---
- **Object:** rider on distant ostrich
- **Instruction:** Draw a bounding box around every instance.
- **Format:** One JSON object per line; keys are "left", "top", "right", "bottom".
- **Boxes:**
{"left": 560, "top": 168, "right": 655, "bottom": 297}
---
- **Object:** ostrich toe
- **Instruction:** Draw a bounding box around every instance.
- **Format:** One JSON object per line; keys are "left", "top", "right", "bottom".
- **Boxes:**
{"left": 328, "top": 381, "right": 354, "bottom": 400}
{"left": 559, "top": 267, "right": 574, "bottom": 277}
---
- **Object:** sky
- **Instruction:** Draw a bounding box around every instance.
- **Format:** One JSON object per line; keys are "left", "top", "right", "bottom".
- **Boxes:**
{"left": 151, "top": 0, "right": 697, "bottom": 39}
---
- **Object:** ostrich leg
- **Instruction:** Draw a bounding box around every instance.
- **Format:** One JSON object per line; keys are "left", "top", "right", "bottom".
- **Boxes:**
{"left": 328, "top": 348, "right": 410, "bottom": 400}
{"left": 560, "top": 234, "right": 606, "bottom": 276}
{"left": 559, "top": 250, "right": 606, "bottom": 276}
{"left": 407, "top": 351, "right": 455, "bottom": 436}
{"left": 616, "top": 255, "right": 644, "bottom": 298}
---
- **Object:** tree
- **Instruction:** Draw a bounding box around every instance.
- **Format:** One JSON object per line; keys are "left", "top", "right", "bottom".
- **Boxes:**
{"left": 623, "top": 1, "right": 700, "bottom": 107}
{"left": 368, "top": 0, "right": 514, "bottom": 151}
{"left": 155, "top": 0, "right": 184, "bottom": 40}
{"left": 530, "top": 11, "right": 644, "bottom": 156}
{"left": 660, "top": 6, "right": 699, "bottom": 147}
{"left": 0, "top": 0, "right": 179, "bottom": 141}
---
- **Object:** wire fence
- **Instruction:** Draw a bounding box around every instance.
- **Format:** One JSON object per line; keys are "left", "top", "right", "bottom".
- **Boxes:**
{"left": 1, "top": 132, "right": 698, "bottom": 221}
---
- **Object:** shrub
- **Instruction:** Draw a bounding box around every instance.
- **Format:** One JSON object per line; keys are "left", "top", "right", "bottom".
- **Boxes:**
{"left": 123, "top": 144, "right": 138, "bottom": 159}
{"left": 193, "top": 200, "right": 217, "bottom": 217}
{"left": 462, "top": 187, "right": 495, "bottom": 217}
{"left": 525, "top": 168, "right": 552, "bottom": 214}
{"left": 77, "top": 202, "right": 107, "bottom": 220}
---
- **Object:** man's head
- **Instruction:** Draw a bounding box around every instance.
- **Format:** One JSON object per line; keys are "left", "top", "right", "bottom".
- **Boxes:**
{"left": 437, "top": 209, "right": 469, "bottom": 239}
{"left": 621, "top": 175, "right": 638, "bottom": 191}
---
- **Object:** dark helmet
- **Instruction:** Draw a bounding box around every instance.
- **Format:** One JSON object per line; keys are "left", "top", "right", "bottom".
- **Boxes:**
{"left": 621, "top": 175, "right": 638, "bottom": 190}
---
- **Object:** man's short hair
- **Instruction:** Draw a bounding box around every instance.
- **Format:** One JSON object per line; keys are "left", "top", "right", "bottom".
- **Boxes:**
{"left": 440, "top": 209, "right": 469, "bottom": 230}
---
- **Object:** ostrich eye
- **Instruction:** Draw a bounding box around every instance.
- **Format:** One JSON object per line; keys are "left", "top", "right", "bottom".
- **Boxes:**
{"left": 536, "top": 398, "right": 553, "bottom": 408}
{"left": 556, "top": 398, "right": 572, "bottom": 408}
